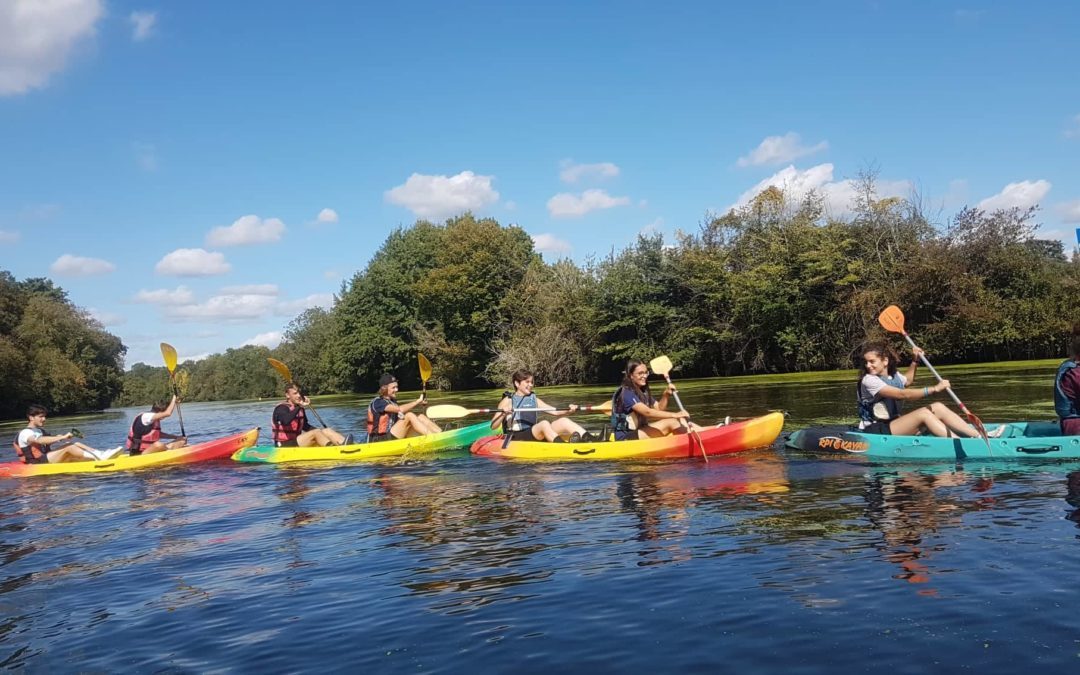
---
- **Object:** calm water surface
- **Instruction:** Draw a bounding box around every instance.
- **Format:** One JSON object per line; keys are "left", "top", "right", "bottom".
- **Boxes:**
{"left": 2, "top": 362, "right": 1078, "bottom": 672}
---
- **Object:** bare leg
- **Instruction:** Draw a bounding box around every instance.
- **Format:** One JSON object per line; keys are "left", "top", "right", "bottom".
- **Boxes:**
{"left": 928, "top": 402, "right": 983, "bottom": 438}
{"left": 638, "top": 418, "right": 685, "bottom": 438}
{"left": 414, "top": 414, "right": 442, "bottom": 435}
{"left": 527, "top": 421, "right": 558, "bottom": 442}
{"left": 297, "top": 428, "right": 342, "bottom": 446}
{"left": 392, "top": 414, "right": 438, "bottom": 438}
{"left": 550, "top": 417, "right": 586, "bottom": 439}
{"left": 47, "top": 445, "right": 100, "bottom": 462}
{"left": 888, "top": 407, "right": 950, "bottom": 437}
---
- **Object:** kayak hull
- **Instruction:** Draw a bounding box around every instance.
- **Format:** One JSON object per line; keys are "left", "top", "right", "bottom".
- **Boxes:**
{"left": 232, "top": 422, "right": 492, "bottom": 463}
{"left": 785, "top": 422, "right": 1080, "bottom": 460}
{"left": 0, "top": 428, "right": 260, "bottom": 477}
{"left": 470, "top": 412, "right": 784, "bottom": 460}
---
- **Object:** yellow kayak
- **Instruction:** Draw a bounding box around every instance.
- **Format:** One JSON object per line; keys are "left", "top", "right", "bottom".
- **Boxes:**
{"left": 470, "top": 412, "right": 784, "bottom": 460}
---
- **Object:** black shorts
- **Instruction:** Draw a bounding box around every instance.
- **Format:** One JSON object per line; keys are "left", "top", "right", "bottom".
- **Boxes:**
{"left": 274, "top": 439, "right": 299, "bottom": 448}
{"left": 507, "top": 429, "right": 536, "bottom": 441}
{"left": 24, "top": 451, "right": 50, "bottom": 464}
{"left": 367, "top": 433, "right": 393, "bottom": 443}
{"left": 861, "top": 422, "right": 892, "bottom": 435}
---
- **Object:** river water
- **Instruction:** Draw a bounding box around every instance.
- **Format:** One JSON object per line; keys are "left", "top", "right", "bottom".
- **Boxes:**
{"left": 2, "top": 361, "right": 1077, "bottom": 672}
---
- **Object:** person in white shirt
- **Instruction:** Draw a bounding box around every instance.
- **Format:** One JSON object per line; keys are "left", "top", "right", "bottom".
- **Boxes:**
{"left": 856, "top": 342, "right": 1002, "bottom": 438}
{"left": 14, "top": 405, "right": 120, "bottom": 463}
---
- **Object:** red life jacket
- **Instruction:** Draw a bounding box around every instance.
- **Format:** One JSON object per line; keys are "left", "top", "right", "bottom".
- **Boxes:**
{"left": 127, "top": 414, "right": 162, "bottom": 452}
{"left": 366, "top": 398, "right": 397, "bottom": 436}
{"left": 13, "top": 427, "right": 48, "bottom": 464}
{"left": 272, "top": 402, "right": 307, "bottom": 444}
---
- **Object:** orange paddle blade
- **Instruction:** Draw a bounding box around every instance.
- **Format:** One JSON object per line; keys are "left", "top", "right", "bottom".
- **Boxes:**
{"left": 878, "top": 305, "right": 906, "bottom": 334}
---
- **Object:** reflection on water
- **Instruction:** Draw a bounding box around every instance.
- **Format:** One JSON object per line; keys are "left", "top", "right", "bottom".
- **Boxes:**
{"left": 2, "top": 365, "right": 1078, "bottom": 671}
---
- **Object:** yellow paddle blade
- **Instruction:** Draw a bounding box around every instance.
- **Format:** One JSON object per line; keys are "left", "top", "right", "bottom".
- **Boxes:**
{"left": 878, "top": 305, "right": 906, "bottom": 334}
{"left": 160, "top": 343, "right": 178, "bottom": 373}
{"left": 426, "top": 404, "right": 474, "bottom": 419}
{"left": 649, "top": 355, "right": 674, "bottom": 377}
{"left": 267, "top": 358, "right": 292, "bottom": 382}
{"left": 418, "top": 352, "right": 433, "bottom": 383}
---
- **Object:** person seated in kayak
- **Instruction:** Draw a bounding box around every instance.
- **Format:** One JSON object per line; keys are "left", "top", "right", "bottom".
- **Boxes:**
{"left": 611, "top": 359, "right": 698, "bottom": 440}
{"left": 857, "top": 342, "right": 1004, "bottom": 438}
{"left": 272, "top": 384, "right": 348, "bottom": 447}
{"left": 127, "top": 395, "right": 188, "bottom": 455}
{"left": 490, "top": 369, "right": 591, "bottom": 442}
{"left": 14, "top": 404, "right": 120, "bottom": 463}
{"left": 1055, "top": 324, "right": 1080, "bottom": 436}
{"left": 367, "top": 373, "right": 441, "bottom": 441}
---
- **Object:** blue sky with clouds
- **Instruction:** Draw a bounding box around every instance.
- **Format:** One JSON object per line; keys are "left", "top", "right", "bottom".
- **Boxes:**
{"left": 2, "top": 0, "right": 1078, "bottom": 368}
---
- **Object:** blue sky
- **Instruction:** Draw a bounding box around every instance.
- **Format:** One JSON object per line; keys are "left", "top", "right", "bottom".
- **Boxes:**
{"left": 2, "top": 0, "right": 1078, "bottom": 369}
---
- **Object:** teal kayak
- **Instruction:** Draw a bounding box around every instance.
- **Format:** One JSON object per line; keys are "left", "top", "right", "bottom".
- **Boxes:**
{"left": 785, "top": 422, "right": 1080, "bottom": 460}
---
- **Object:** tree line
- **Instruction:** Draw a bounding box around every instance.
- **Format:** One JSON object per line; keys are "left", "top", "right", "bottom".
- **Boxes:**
{"left": 5, "top": 175, "right": 1077, "bottom": 416}
{"left": 120, "top": 176, "right": 1078, "bottom": 402}
{"left": 0, "top": 272, "right": 125, "bottom": 419}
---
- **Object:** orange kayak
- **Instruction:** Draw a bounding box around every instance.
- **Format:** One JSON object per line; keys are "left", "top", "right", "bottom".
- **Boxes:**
{"left": 0, "top": 428, "right": 260, "bottom": 478}
{"left": 470, "top": 412, "right": 784, "bottom": 460}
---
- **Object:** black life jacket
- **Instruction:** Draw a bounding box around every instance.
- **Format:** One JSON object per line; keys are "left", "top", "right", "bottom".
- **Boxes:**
{"left": 272, "top": 403, "right": 307, "bottom": 444}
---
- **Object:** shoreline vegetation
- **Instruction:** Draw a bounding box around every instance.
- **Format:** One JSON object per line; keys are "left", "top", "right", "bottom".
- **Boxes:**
{"left": 0, "top": 358, "right": 1062, "bottom": 428}
{"left": 3, "top": 178, "right": 1077, "bottom": 420}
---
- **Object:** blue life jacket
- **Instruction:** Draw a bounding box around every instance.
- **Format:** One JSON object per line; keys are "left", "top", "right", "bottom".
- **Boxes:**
{"left": 611, "top": 386, "right": 655, "bottom": 437}
{"left": 857, "top": 373, "right": 905, "bottom": 424}
{"left": 509, "top": 393, "right": 537, "bottom": 431}
{"left": 1055, "top": 360, "right": 1079, "bottom": 421}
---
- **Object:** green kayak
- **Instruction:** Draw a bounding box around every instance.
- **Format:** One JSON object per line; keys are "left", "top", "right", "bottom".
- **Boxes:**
{"left": 786, "top": 422, "right": 1080, "bottom": 461}
{"left": 232, "top": 422, "right": 491, "bottom": 464}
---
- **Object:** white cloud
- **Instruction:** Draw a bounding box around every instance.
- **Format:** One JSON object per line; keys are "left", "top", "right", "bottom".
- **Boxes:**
{"left": 133, "top": 286, "right": 195, "bottom": 305}
{"left": 0, "top": 0, "right": 103, "bottom": 96}
{"left": 0, "top": 229, "right": 19, "bottom": 243}
{"left": 731, "top": 163, "right": 909, "bottom": 215}
{"left": 385, "top": 171, "right": 499, "bottom": 220}
{"left": 547, "top": 189, "right": 631, "bottom": 218}
{"left": 1057, "top": 200, "right": 1080, "bottom": 224}
{"left": 220, "top": 284, "right": 279, "bottom": 296}
{"left": 1066, "top": 114, "right": 1080, "bottom": 139}
{"left": 323, "top": 269, "right": 339, "bottom": 280}
{"left": 640, "top": 218, "right": 664, "bottom": 235}
{"left": 316, "top": 208, "right": 338, "bottom": 224}
{"left": 88, "top": 308, "right": 126, "bottom": 326}
{"left": 976, "top": 180, "right": 1052, "bottom": 212}
{"left": 206, "top": 214, "right": 286, "bottom": 247}
{"left": 133, "top": 142, "right": 158, "bottom": 171}
{"left": 531, "top": 233, "right": 572, "bottom": 255}
{"left": 50, "top": 253, "right": 115, "bottom": 276}
{"left": 559, "top": 160, "right": 620, "bottom": 184}
{"left": 155, "top": 248, "right": 231, "bottom": 276}
{"left": 275, "top": 293, "right": 335, "bottom": 316}
{"left": 737, "top": 132, "right": 828, "bottom": 167}
{"left": 179, "top": 352, "right": 210, "bottom": 363}
{"left": 166, "top": 293, "right": 277, "bottom": 322}
{"left": 242, "top": 331, "right": 282, "bottom": 349}
{"left": 128, "top": 11, "right": 156, "bottom": 41}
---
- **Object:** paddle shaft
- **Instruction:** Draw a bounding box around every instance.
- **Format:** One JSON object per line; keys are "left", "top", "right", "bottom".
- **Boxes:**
{"left": 896, "top": 333, "right": 970, "bottom": 413}
{"left": 659, "top": 373, "right": 708, "bottom": 463}
{"left": 170, "top": 377, "right": 187, "bottom": 437}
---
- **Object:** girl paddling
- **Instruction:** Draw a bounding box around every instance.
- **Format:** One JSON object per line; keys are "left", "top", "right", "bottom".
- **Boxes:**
{"left": 610, "top": 359, "right": 698, "bottom": 440}
{"left": 857, "top": 342, "right": 1004, "bottom": 438}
